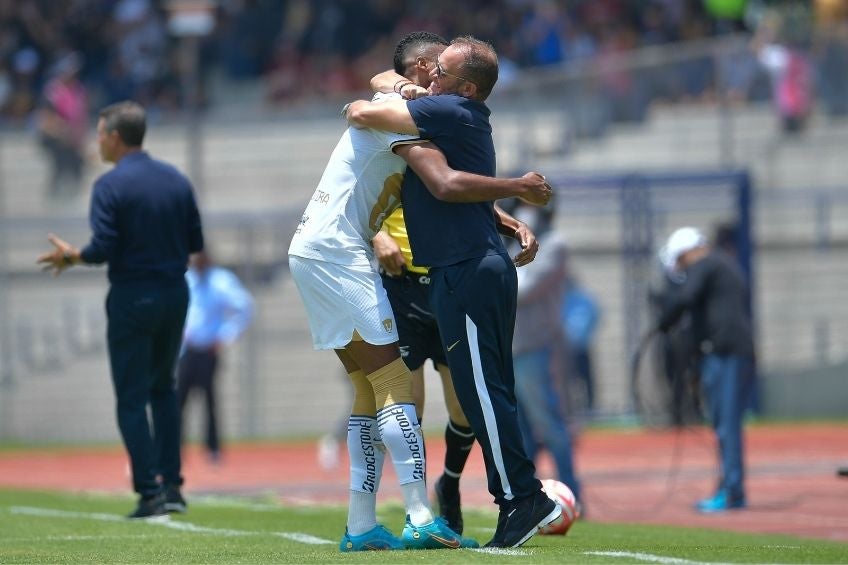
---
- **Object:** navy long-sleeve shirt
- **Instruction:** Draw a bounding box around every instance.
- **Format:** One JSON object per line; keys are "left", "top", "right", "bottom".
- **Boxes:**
{"left": 80, "top": 151, "right": 204, "bottom": 284}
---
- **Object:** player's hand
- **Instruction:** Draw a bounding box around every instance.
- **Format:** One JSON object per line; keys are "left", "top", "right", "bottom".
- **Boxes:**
{"left": 518, "top": 172, "right": 552, "bottom": 206}
{"left": 512, "top": 223, "right": 539, "bottom": 268}
{"left": 36, "top": 233, "right": 76, "bottom": 277}
{"left": 399, "top": 84, "right": 428, "bottom": 99}
{"left": 372, "top": 231, "right": 406, "bottom": 276}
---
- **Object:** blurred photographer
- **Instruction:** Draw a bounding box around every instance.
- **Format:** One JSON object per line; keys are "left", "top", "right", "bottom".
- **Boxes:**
{"left": 656, "top": 227, "right": 754, "bottom": 513}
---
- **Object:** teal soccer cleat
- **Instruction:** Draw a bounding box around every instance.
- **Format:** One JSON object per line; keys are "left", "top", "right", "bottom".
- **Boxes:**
{"left": 401, "top": 515, "right": 479, "bottom": 549}
{"left": 339, "top": 524, "right": 404, "bottom": 552}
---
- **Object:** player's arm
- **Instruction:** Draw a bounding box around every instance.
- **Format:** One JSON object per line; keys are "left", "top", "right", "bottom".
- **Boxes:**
{"left": 345, "top": 99, "right": 419, "bottom": 135}
{"left": 394, "top": 142, "right": 551, "bottom": 205}
{"left": 494, "top": 205, "right": 540, "bottom": 267}
{"left": 370, "top": 69, "right": 428, "bottom": 100}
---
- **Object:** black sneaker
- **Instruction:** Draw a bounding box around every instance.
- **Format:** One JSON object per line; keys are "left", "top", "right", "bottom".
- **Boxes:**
{"left": 434, "top": 474, "right": 464, "bottom": 535}
{"left": 484, "top": 490, "right": 561, "bottom": 548}
{"left": 127, "top": 493, "right": 166, "bottom": 519}
{"left": 163, "top": 485, "right": 187, "bottom": 513}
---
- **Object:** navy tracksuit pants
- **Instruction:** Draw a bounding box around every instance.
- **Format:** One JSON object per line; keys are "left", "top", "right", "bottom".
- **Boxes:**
{"left": 429, "top": 252, "right": 541, "bottom": 507}
{"left": 106, "top": 280, "right": 188, "bottom": 497}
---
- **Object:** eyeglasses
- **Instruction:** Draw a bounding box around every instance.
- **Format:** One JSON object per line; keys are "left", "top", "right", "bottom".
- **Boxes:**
{"left": 435, "top": 59, "right": 475, "bottom": 85}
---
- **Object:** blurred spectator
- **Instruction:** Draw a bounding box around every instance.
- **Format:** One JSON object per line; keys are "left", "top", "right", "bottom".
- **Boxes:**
{"left": 6, "top": 46, "right": 40, "bottom": 119}
{"left": 656, "top": 226, "right": 754, "bottom": 513}
{"left": 814, "top": 11, "right": 848, "bottom": 118}
{"left": 517, "top": 0, "right": 566, "bottom": 67}
{"left": 713, "top": 221, "right": 760, "bottom": 415}
{"left": 561, "top": 273, "right": 600, "bottom": 414}
{"left": 509, "top": 199, "right": 582, "bottom": 504}
{"left": 36, "top": 51, "right": 88, "bottom": 199}
{"left": 216, "top": 0, "right": 283, "bottom": 80}
{"left": 178, "top": 250, "right": 254, "bottom": 464}
{"left": 0, "top": 61, "right": 12, "bottom": 113}
{"left": 650, "top": 268, "right": 702, "bottom": 427}
{"left": 112, "top": 0, "right": 167, "bottom": 106}
{"left": 4, "top": 0, "right": 846, "bottom": 119}
{"left": 752, "top": 8, "right": 814, "bottom": 134}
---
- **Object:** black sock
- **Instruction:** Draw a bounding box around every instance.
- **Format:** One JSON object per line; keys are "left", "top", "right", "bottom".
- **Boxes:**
{"left": 442, "top": 419, "right": 475, "bottom": 490}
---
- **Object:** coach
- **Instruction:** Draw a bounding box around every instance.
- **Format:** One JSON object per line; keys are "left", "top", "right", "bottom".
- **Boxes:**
{"left": 38, "top": 101, "right": 204, "bottom": 519}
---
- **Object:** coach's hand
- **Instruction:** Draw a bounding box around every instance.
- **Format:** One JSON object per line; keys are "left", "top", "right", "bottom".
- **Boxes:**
{"left": 512, "top": 223, "right": 539, "bottom": 268}
{"left": 37, "top": 233, "right": 79, "bottom": 277}
{"left": 518, "top": 172, "right": 552, "bottom": 206}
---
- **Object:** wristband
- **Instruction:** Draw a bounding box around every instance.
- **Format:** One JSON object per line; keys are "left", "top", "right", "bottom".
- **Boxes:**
{"left": 393, "top": 79, "right": 413, "bottom": 94}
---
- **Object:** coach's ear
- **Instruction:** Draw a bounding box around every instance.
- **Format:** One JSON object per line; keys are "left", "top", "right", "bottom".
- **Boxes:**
{"left": 458, "top": 80, "right": 477, "bottom": 100}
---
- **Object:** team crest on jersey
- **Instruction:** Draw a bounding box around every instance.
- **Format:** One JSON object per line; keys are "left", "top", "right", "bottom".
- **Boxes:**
{"left": 382, "top": 319, "right": 393, "bottom": 332}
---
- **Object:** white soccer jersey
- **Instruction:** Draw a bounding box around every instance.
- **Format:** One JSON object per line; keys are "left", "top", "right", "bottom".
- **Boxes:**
{"left": 288, "top": 94, "right": 421, "bottom": 267}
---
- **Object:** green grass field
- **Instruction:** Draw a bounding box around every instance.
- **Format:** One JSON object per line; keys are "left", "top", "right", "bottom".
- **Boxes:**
{"left": 1, "top": 488, "right": 846, "bottom": 564}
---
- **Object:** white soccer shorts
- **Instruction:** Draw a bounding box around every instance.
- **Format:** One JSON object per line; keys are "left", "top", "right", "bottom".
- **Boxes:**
{"left": 288, "top": 255, "right": 399, "bottom": 350}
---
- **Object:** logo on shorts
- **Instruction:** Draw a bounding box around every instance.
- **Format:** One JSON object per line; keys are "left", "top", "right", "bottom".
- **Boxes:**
{"left": 447, "top": 339, "right": 461, "bottom": 352}
{"left": 382, "top": 319, "right": 393, "bottom": 332}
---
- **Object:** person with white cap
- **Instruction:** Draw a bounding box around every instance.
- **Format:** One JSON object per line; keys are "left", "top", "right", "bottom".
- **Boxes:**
{"left": 656, "top": 226, "right": 754, "bottom": 513}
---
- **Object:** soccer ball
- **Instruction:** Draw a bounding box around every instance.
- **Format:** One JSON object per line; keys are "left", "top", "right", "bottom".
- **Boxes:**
{"left": 538, "top": 479, "right": 578, "bottom": 535}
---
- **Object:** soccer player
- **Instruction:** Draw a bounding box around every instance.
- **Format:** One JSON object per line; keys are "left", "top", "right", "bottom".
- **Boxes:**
{"left": 345, "top": 36, "right": 563, "bottom": 548}
{"left": 288, "top": 33, "right": 550, "bottom": 552}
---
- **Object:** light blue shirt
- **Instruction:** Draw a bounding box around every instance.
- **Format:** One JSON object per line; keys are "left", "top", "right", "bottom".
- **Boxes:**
{"left": 183, "top": 266, "right": 254, "bottom": 349}
{"left": 562, "top": 285, "right": 599, "bottom": 349}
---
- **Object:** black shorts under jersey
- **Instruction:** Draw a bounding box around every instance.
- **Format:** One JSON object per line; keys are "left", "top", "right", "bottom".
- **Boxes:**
{"left": 381, "top": 270, "right": 447, "bottom": 371}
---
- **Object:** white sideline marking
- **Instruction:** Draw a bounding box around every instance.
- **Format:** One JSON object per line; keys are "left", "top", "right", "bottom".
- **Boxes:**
{"left": 12, "top": 507, "right": 125, "bottom": 523}
{"left": 585, "top": 551, "right": 734, "bottom": 565}
{"left": 4, "top": 534, "right": 156, "bottom": 542}
{"left": 473, "top": 547, "right": 531, "bottom": 556}
{"left": 9, "top": 506, "right": 335, "bottom": 545}
{"left": 585, "top": 552, "right": 795, "bottom": 565}
{"left": 274, "top": 532, "right": 335, "bottom": 545}
{"left": 189, "top": 497, "right": 281, "bottom": 512}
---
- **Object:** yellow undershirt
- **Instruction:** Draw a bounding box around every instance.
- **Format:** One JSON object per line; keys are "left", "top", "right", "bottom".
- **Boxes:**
{"left": 382, "top": 207, "right": 429, "bottom": 275}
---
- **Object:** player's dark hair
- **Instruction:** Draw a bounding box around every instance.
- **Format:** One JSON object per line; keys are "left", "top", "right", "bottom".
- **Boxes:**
{"left": 99, "top": 101, "right": 146, "bottom": 147}
{"left": 393, "top": 31, "right": 449, "bottom": 75}
{"left": 451, "top": 35, "right": 498, "bottom": 100}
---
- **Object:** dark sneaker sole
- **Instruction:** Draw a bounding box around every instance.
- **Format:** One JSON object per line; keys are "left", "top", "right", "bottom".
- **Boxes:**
{"left": 127, "top": 513, "right": 169, "bottom": 521}
{"left": 511, "top": 504, "right": 562, "bottom": 548}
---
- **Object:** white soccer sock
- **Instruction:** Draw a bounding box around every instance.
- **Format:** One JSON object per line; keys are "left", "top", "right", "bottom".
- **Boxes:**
{"left": 401, "top": 481, "right": 433, "bottom": 527}
{"left": 376, "top": 403, "right": 434, "bottom": 526}
{"left": 346, "top": 415, "right": 385, "bottom": 535}
{"left": 347, "top": 490, "right": 376, "bottom": 536}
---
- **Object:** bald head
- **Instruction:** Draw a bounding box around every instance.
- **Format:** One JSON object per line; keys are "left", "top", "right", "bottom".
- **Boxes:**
{"left": 450, "top": 36, "right": 498, "bottom": 100}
